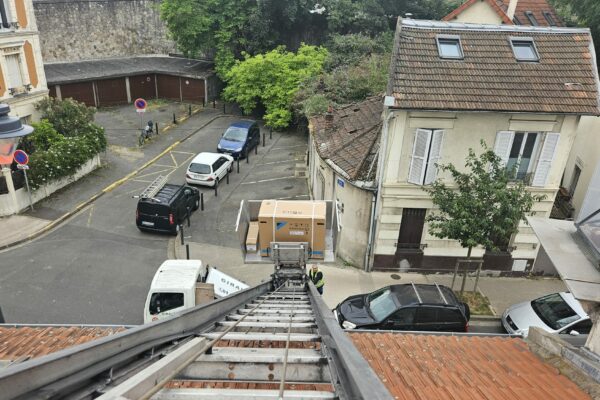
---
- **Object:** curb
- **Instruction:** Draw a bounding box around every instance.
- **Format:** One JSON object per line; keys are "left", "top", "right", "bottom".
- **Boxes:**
{"left": 0, "top": 113, "right": 228, "bottom": 251}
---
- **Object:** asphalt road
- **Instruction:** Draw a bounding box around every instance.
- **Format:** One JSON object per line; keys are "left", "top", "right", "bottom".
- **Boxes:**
{"left": 0, "top": 115, "right": 308, "bottom": 325}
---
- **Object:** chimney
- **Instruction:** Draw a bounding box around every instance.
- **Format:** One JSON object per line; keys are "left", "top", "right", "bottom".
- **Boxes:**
{"left": 325, "top": 105, "right": 334, "bottom": 129}
{"left": 506, "top": 0, "right": 519, "bottom": 20}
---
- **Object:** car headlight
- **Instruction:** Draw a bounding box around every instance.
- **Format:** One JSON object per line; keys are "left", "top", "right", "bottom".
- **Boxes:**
{"left": 342, "top": 320, "right": 357, "bottom": 330}
{"left": 217, "top": 144, "right": 222, "bottom": 149}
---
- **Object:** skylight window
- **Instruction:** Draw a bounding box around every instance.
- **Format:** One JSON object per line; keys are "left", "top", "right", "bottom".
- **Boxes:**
{"left": 510, "top": 38, "right": 539, "bottom": 62}
{"left": 513, "top": 16, "right": 522, "bottom": 25}
{"left": 525, "top": 11, "right": 539, "bottom": 26}
{"left": 543, "top": 11, "right": 556, "bottom": 26}
{"left": 436, "top": 35, "right": 463, "bottom": 59}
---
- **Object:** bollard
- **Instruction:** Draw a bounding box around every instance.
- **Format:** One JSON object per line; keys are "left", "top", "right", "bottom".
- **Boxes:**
{"left": 203, "top": 98, "right": 206, "bottom": 108}
{"left": 180, "top": 225, "right": 184, "bottom": 245}
{"left": 213, "top": 99, "right": 216, "bottom": 108}
{"left": 214, "top": 182, "right": 218, "bottom": 197}
{"left": 223, "top": 102, "right": 226, "bottom": 114}
{"left": 187, "top": 207, "right": 191, "bottom": 227}
{"left": 173, "top": 112, "right": 177, "bottom": 124}
{"left": 186, "top": 244, "right": 190, "bottom": 260}
{"left": 237, "top": 158, "right": 240, "bottom": 173}
{"left": 188, "top": 104, "right": 192, "bottom": 116}
{"left": 247, "top": 150, "right": 249, "bottom": 164}
{"left": 262, "top": 131, "right": 265, "bottom": 147}
{"left": 200, "top": 192, "right": 204, "bottom": 211}
{"left": 155, "top": 122, "right": 159, "bottom": 135}
{"left": 270, "top": 128, "right": 272, "bottom": 140}
{"left": 255, "top": 144, "right": 257, "bottom": 155}
{"left": 226, "top": 173, "right": 229, "bottom": 184}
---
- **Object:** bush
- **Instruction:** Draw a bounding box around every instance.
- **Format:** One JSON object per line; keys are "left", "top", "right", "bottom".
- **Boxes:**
{"left": 20, "top": 99, "right": 106, "bottom": 189}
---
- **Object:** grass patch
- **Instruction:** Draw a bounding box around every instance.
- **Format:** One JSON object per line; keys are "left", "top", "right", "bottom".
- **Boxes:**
{"left": 455, "top": 290, "right": 493, "bottom": 316}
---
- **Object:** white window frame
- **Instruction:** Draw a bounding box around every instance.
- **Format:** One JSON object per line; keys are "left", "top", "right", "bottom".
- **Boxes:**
{"left": 408, "top": 128, "right": 445, "bottom": 186}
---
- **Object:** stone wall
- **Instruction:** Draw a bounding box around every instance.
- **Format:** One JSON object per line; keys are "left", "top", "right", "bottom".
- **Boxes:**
{"left": 33, "top": 0, "right": 176, "bottom": 62}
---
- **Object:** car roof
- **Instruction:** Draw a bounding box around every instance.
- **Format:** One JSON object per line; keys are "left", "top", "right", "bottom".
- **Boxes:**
{"left": 387, "top": 284, "right": 459, "bottom": 307}
{"left": 228, "top": 120, "right": 255, "bottom": 129}
{"left": 139, "top": 183, "right": 182, "bottom": 204}
{"left": 150, "top": 260, "right": 203, "bottom": 291}
{"left": 560, "top": 292, "right": 589, "bottom": 318}
{"left": 190, "top": 152, "right": 225, "bottom": 165}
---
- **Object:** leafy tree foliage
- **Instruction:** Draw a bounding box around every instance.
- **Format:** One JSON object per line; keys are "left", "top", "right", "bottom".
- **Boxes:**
{"left": 223, "top": 45, "right": 328, "bottom": 129}
{"left": 549, "top": 0, "right": 600, "bottom": 66}
{"left": 35, "top": 97, "right": 96, "bottom": 138}
{"left": 425, "top": 142, "right": 545, "bottom": 259}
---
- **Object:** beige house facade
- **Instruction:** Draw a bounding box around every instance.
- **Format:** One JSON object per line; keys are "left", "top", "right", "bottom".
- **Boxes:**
{"left": 371, "top": 19, "right": 600, "bottom": 273}
{"left": 443, "top": 0, "right": 562, "bottom": 27}
{"left": 0, "top": 0, "right": 47, "bottom": 121}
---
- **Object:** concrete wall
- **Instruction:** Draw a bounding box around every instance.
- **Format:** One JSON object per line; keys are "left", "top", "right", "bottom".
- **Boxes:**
{"left": 0, "top": 155, "right": 101, "bottom": 216}
{"left": 33, "top": 0, "right": 176, "bottom": 62}
{"left": 308, "top": 137, "right": 374, "bottom": 268}
{"left": 449, "top": 1, "right": 504, "bottom": 24}
{"left": 374, "top": 110, "right": 580, "bottom": 271}
{"left": 562, "top": 116, "right": 600, "bottom": 219}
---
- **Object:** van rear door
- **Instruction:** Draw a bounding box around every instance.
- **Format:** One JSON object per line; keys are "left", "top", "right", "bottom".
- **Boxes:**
{"left": 137, "top": 202, "right": 172, "bottom": 232}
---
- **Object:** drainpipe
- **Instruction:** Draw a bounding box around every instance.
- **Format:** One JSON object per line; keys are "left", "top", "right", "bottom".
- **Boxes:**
{"left": 364, "top": 103, "right": 396, "bottom": 271}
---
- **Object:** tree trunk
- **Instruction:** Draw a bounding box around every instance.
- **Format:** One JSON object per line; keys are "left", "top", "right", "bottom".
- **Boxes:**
{"left": 460, "top": 247, "right": 472, "bottom": 296}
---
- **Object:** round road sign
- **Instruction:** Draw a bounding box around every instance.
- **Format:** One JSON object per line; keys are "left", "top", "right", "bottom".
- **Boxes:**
{"left": 13, "top": 149, "right": 28, "bottom": 165}
{"left": 134, "top": 98, "right": 147, "bottom": 110}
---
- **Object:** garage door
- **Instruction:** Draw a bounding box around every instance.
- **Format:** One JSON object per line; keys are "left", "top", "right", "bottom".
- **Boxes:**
{"left": 156, "top": 74, "right": 180, "bottom": 101}
{"left": 96, "top": 78, "right": 128, "bottom": 107}
{"left": 59, "top": 82, "right": 96, "bottom": 107}
{"left": 130, "top": 74, "right": 156, "bottom": 101}
{"left": 181, "top": 78, "right": 204, "bottom": 103}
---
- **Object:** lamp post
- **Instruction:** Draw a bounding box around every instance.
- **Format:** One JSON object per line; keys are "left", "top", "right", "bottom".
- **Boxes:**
{"left": 0, "top": 104, "right": 34, "bottom": 215}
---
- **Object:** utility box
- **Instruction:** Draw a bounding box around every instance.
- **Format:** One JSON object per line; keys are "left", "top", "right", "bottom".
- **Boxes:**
{"left": 195, "top": 283, "right": 215, "bottom": 305}
{"left": 246, "top": 221, "right": 259, "bottom": 252}
{"left": 258, "top": 200, "right": 326, "bottom": 259}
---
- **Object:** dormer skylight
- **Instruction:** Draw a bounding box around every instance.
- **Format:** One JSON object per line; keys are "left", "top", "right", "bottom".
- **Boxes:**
{"left": 436, "top": 35, "right": 463, "bottom": 59}
{"left": 543, "top": 11, "right": 557, "bottom": 26}
{"left": 525, "top": 11, "right": 539, "bottom": 26}
{"left": 510, "top": 37, "right": 539, "bottom": 62}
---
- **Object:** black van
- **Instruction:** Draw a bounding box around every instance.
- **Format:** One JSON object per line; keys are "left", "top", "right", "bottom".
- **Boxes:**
{"left": 136, "top": 184, "right": 200, "bottom": 235}
{"left": 334, "top": 283, "right": 470, "bottom": 332}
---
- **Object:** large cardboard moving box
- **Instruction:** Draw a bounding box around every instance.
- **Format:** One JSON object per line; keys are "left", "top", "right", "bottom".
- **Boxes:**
{"left": 246, "top": 221, "right": 259, "bottom": 252}
{"left": 195, "top": 283, "right": 214, "bottom": 305}
{"left": 258, "top": 200, "right": 326, "bottom": 259}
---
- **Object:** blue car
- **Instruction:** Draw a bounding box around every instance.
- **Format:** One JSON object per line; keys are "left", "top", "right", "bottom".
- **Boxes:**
{"left": 217, "top": 120, "right": 260, "bottom": 159}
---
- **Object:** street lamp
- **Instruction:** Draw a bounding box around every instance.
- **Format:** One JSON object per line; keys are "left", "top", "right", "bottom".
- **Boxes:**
{"left": 0, "top": 104, "right": 34, "bottom": 215}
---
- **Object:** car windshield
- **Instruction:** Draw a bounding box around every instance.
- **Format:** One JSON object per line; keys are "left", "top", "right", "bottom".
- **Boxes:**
{"left": 188, "top": 163, "right": 211, "bottom": 174}
{"left": 223, "top": 127, "right": 247, "bottom": 142}
{"left": 531, "top": 293, "right": 580, "bottom": 330}
{"left": 367, "top": 288, "right": 397, "bottom": 322}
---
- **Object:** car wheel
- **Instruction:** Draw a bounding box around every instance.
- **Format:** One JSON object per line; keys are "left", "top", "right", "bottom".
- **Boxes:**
{"left": 193, "top": 199, "right": 199, "bottom": 211}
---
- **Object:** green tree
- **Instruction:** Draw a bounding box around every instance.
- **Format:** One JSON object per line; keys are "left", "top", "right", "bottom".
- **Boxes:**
{"left": 425, "top": 142, "right": 545, "bottom": 268}
{"left": 223, "top": 45, "right": 328, "bottom": 129}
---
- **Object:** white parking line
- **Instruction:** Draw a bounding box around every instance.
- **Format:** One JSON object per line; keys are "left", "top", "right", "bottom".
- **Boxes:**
{"left": 240, "top": 176, "right": 296, "bottom": 185}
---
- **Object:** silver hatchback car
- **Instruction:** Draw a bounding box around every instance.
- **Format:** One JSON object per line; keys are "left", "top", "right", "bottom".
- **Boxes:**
{"left": 502, "top": 292, "right": 592, "bottom": 337}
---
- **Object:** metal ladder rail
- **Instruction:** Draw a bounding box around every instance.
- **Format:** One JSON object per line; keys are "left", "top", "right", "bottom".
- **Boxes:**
{"left": 139, "top": 175, "right": 167, "bottom": 199}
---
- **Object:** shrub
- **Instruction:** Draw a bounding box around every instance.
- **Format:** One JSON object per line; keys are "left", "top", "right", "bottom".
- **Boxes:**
{"left": 35, "top": 97, "right": 95, "bottom": 137}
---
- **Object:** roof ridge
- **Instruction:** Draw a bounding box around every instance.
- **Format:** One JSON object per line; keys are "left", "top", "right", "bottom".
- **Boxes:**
{"left": 401, "top": 18, "right": 589, "bottom": 34}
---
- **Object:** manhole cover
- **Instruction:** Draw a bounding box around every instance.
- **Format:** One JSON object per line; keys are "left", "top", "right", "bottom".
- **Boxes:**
{"left": 390, "top": 274, "right": 401, "bottom": 280}
{"left": 283, "top": 186, "right": 293, "bottom": 190}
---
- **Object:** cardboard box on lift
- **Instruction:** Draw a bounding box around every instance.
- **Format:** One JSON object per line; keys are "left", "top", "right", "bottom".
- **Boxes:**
{"left": 246, "top": 221, "right": 259, "bottom": 252}
{"left": 258, "top": 200, "right": 326, "bottom": 259}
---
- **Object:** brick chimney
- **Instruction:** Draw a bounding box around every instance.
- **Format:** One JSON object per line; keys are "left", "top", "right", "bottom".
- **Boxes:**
{"left": 506, "top": 0, "right": 519, "bottom": 20}
{"left": 325, "top": 105, "right": 334, "bottom": 129}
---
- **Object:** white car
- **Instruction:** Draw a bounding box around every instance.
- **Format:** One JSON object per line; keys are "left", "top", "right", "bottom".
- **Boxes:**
{"left": 185, "top": 152, "right": 233, "bottom": 187}
{"left": 502, "top": 292, "right": 592, "bottom": 337}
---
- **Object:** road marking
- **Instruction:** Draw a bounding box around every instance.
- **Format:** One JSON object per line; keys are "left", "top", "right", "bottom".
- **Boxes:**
{"left": 170, "top": 152, "right": 178, "bottom": 167}
{"left": 86, "top": 204, "right": 95, "bottom": 227}
{"left": 153, "top": 164, "right": 176, "bottom": 168}
{"left": 135, "top": 168, "right": 174, "bottom": 180}
{"left": 257, "top": 160, "right": 294, "bottom": 166}
{"left": 241, "top": 176, "right": 296, "bottom": 185}
{"left": 171, "top": 150, "right": 195, "bottom": 155}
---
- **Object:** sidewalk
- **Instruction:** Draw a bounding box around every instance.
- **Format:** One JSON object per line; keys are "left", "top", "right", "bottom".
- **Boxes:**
{"left": 172, "top": 239, "right": 567, "bottom": 316}
{"left": 0, "top": 102, "right": 226, "bottom": 250}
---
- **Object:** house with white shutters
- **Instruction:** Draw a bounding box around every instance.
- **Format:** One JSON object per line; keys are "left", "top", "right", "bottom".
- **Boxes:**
{"left": 370, "top": 19, "right": 600, "bottom": 273}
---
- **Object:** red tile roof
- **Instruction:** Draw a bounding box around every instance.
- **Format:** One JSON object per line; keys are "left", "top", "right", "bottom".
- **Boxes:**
{"left": 443, "top": 0, "right": 562, "bottom": 27}
{"left": 310, "top": 97, "right": 382, "bottom": 182}
{"left": 350, "top": 332, "right": 592, "bottom": 400}
{"left": 388, "top": 19, "right": 600, "bottom": 115}
{"left": 0, "top": 326, "right": 125, "bottom": 363}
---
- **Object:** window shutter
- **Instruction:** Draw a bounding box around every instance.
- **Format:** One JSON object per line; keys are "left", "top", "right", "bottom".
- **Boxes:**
{"left": 15, "top": 0, "right": 28, "bottom": 29}
{"left": 408, "top": 129, "right": 432, "bottom": 185}
{"left": 24, "top": 41, "right": 38, "bottom": 88}
{"left": 424, "top": 129, "right": 444, "bottom": 185}
{"left": 493, "top": 131, "right": 514, "bottom": 166}
{"left": 532, "top": 133, "right": 559, "bottom": 187}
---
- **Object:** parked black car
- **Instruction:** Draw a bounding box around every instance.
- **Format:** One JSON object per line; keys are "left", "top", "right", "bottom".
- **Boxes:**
{"left": 334, "top": 284, "right": 470, "bottom": 332}
{"left": 136, "top": 184, "right": 200, "bottom": 235}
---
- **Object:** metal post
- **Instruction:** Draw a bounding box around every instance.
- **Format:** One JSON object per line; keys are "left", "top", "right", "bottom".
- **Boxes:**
{"left": 255, "top": 144, "right": 257, "bottom": 155}
{"left": 460, "top": 267, "right": 468, "bottom": 296}
{"left": 451, "top": 260, "right": 460, "bottom": 290}
{"left": 213, "top": 99, "right": 216, "bottom": 108}
{"left": 200, "top": 192, "right": 204, "bottom": 211}
{"left": 180, "top": 224, "right": 184, "bottom": 245}
{"left": 188, "top": 104, "right": 192, "bottom": 116}
{"left": 186, "top": 244, "right": 190, "bottom": 260}
{"left": 226, "top": 173, "right": 229, "bottom": 184}
{"left": 262, "top": 131, "right": 265, "bottom": 147}
{"left": 23, "top": 168, "right": 33, "bottom": 211}
{"left": 187, "top": 207, "right": 191, "bottom": 227}
{"left": 202, "top": 98, "right": 206, "bottom": 108}
{"left": 270, "top": 128, "right": 272, "bottom": 140}
{"left": 155, "top": 122, "right": 159, "bottom": 135}
{"left": 473, "top": 261, "right": 483, "bottom": 292}
{"left": 173, "top": 112, "right": 177, "bottom": 124}
{"left": 237, "top": 158, "right": 240, "bottom": 173}
{"left": 247, "top": 151, "right": 249, "bottom": 164}
{"left": 223, "top": 102, "right": 226, "bottom": 114}
{"left": 214, "top": 183, "right": 218, "bottom": 197}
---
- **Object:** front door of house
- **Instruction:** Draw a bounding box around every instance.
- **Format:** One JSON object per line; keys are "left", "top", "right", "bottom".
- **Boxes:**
{"left": 396, "top": 208, "right": 426, "bottom": 251}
